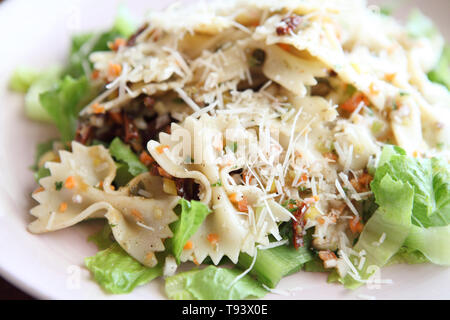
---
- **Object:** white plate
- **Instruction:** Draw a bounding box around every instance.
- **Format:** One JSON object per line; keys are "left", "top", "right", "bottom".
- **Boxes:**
{"left": 0, "top": 0, "right": 448, "bottom": 300}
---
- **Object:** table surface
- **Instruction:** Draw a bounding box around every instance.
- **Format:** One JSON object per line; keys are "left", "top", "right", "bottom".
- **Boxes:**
{"left": 0, "top": 277, "right": 34, "bottom": 300}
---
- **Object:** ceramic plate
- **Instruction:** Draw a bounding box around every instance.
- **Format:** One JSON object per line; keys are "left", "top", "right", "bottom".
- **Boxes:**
{"left": 0, "top": 0, "right": 448, "bottom": 300}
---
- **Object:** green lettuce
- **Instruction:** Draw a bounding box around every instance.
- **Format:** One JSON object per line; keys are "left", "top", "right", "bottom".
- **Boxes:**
{"left": 114, "top": 162, "right": 135, "bottom": 187}
{"left": 65, "top": 7, "right": 136, "bottom": 78}
{"left": 238, "top": 244, "right": 313, "bottom": 288}
{"left": 9, "top": 66, "right": 41, "bottom": 93}
{"left": 341, "top": 174, "right": 414, "bottom": 289}
{"left": 388, "top": 246, "right": 429, "bottom": 265}
{"left": 31, "top": 139, "right": 59, "bottom": 182}
{"left": 85, "top": 243, "right": 162, "bottom": 294}
{"left": 404, "top": 225, "right": 450, "bottom": 266}
{"left": 10, "top": 66, "right": 62, "bottom": 123}
{"left": 372, "top": 146, "right": 450, "bottom": 227}
{"left": 39, "top": 76, "right": 90, "bottom": 142}
{"left": 165, "top": 265, "right": 267, "bottom": 300}
{"left": 109, "top": 137, "right": 148, "bottom": 177}
{"left": 428, "top": 45, "right": 450, "bottom": 90}
{"left": 167, "top": 199, "right": 211, "bottom": 263}
{"left": 88, "top": 223, "right": 115, "bottom": 250}
{"left": 368, "top": 146, "right": 450, "bottom": 268}
{"left": 406, "top": 9, "right": 438, "bottom": 39}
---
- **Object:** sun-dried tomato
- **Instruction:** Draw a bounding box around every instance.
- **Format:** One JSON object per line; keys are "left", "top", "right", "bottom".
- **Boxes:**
{"left": 292, "top": 202, "right": 308, "bottom": 249}
{"left": 276, "top": 15, "right": 302, "bottom": 36}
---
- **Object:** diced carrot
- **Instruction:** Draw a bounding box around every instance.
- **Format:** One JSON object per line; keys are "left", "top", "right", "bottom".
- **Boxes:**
{"left": 228, "top": 192, "right": 239, "bottom": 204}
{"left": 33, "top": 186, "right": 45, "bottom": 194}
{"left": 207, "top": 233, "right": 219, "bottom": 246}
{"left": 98, "top": 180, "right": 104, "bottom": 190}
{"left": 412, "top": 151, "right": 419, "bottom": 158}
{"left": 349, "top": 216, "right": 364, "bottom": 233}
{"left": 155, "top": 144, "right": 169, "bottom": 154}
{"left": 108, "top": 62, "right": 122, "bottom": 78}
{"left": 277, "top": 43, "right": 291, "bottom": 52}
{"left": 65, "top": 176, "right": 76, "bottom": 189}
{"left": 193, "top": 255, "right": 200, "bottom": 266}
{"left": 139, "top": 151, "right": 154, "bottom": 166}
{"left": 340, "top": 93, "right": 369, "bottom": 113}
{"left": 59, "top": 202, "right": 68, "bottom": 213}
{"left": 131, "top": 209, "right": 144, "bottom": 222}
{"left": 108, "top": 38, "right": 126, "bottom": 51}
{"left": 369, "top": 83, "right": 380, "bottom": 95}
{"left": 317, "top": 216, "right": 326, "bottom": 225}
{"left": 237, "top": 196, "right": 248, "bottom": 213}
{"left": 301, "top": 173, "right": 308, "bottom": 182}
{"left": 91, "top": 69, "right": 100, "bottom": 80}
{"left": 384, "top": 73, "right": 396, "bottom": 82}
{"left": 92, "top": 103, "right": 105, "bottom": 114}
{"left": 110, "top": 185, "right": 115, "bottom": 191}
{"left": 183, "top": 240, "right": 193, "bottom": 250}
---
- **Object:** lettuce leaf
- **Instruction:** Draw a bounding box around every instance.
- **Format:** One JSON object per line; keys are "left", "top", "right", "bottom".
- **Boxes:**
{"left": 404, "top": 225, "right": 450, "bottom": 266}
{"left": 428, "top": 45, "right": 450, "bottom": 90}
{"left": 113, "top": 5, "right": 138, "bottom": 38}
{"left": 387, "top": 246, "right": 429, "bottom": 265}
{"left": 113, "top": 162, "right": 135, "bottom": 187}
{"left": 167, "top": 199, "right": 211, "bottom": 263}
{"left": 342, "top": 174, "right": 414, "bottom": 289}
{"left": 109, "top": 137, "right": 148, "bottom": 177}
{"left": 31, "top": 139, "right": 59, "bottom": 182}
{"left": 238, "top": 244, "right": 313, "bottom": 288}
{"left": 85, "top": 243, "right": 162, "bottom": 294}
{"left": 368, "top": 146, "right": 450, "bottom": 268}
{"left": 372, "top": 146, "right": 450, "bottom": 227}
{"left": 39, "top": 76, "right": 90, "bottom": 142}
{"left": 165, "top": 265, "right": 267, "bottom": 300}
{"left": 65, "top": 7, "right": 136, "bottom": 78}
{"left": 88, "top": 223, "right": 115, "bottom": 250}
{"left": 9, "top": 66, "right": 41, "bottom": 93}
{"left": 406, "top": 9, "right": 438, "bottom": 39}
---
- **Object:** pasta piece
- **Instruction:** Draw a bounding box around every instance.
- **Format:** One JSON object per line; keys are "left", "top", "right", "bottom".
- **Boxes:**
{"left": 29, "top": 142, "right": 179, "bottom": 267}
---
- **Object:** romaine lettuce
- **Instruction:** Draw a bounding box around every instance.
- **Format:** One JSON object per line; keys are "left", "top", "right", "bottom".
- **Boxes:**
{"left": 39, "top": 76, "right": 90, "bottom": 142}
{"left": 367, "top": 146, "right": 450, "bottom": 269}
{"left": 165, "top": 265, "right": 267, "bottom": 300}
{"left": 85, "top": 243, "right": 162, "bottom": 294}
{"left": 342, "top": 174, "right": 414, "bottom": 289}
{"left": 109, "top": 137, "right": 148, "bottom": 176}
{"left": 166, "top": 199, "right": 211, "bottom": 263}
{"left": 238, "top": 244, "right": 313, "bottom": 288}
{"left": 428, "top": 45, "right": 450, "bottom": 90}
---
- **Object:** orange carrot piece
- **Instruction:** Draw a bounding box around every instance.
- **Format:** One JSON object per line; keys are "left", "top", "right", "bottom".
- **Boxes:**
{"left": 65, "top": 176, "right": 76, "bottom": 189}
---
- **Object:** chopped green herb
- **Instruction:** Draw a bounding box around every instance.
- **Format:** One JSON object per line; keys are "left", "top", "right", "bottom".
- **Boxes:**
{"left": 228, "top": 141, "right": 238, "bottom": 153}
{"left": 55, "top": 181, "right": 63, "bottom": 190}
{"left": 211, "top": 180, "right": 222, "bottom": 187}
{"left": 172, "top": 97, "right": 185, "bottom": 104}
{"left": 371, "top": 121, "right": 384, "bottom": 134}
{"left": 392, "top": 100, "right": 398, "bottom": 110}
